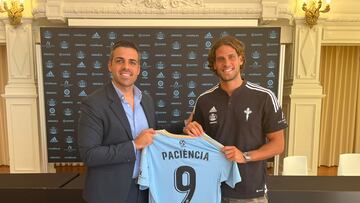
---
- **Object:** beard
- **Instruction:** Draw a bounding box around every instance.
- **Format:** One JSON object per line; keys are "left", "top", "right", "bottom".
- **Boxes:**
{"left": 216, "top": 67, "right": 241, "bottom": 82}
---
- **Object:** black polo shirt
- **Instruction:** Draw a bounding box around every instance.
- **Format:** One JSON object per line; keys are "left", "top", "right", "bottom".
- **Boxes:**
{"left": 193, "top": 81, "right": 288, "bottom": 199}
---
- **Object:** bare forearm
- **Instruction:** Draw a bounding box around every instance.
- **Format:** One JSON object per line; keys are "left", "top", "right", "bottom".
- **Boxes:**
{"left": 247, "top": 130, "right": 284, "bottom": 162}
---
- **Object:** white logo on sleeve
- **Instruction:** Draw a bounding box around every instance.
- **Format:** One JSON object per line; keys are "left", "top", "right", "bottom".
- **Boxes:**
{"left": 244, "top": 107, "right": 252, "bottom": 121}
{"left": 209, "top": 106, "right": 218, "bottom": 124}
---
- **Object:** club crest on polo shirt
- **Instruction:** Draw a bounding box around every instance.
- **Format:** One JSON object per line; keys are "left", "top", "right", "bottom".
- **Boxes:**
{"left": 209, "top": 106, "right": 218, "bottom": 124}
{"left": 244, "top": 107, "right": 252, "bottom": 121}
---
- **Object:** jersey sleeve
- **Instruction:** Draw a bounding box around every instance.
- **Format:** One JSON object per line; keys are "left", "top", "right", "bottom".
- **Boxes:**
{"left": 137, "top": 146, "right": 150, "bottom": 190}
{"left": 221, "top": 161, "right": 241, "bottom": 188}
{"left": 263, "top": 93, "right": 288, "bottom": 133}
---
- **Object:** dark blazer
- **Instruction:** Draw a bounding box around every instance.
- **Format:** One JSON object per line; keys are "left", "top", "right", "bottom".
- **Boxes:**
{"left": 78, "top": 83, "right": 155, "bottom": 203}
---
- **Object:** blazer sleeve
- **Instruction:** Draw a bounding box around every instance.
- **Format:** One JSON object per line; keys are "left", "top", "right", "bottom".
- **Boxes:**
{"left": 78, "top": 98, "right": 136, "bottom": 168}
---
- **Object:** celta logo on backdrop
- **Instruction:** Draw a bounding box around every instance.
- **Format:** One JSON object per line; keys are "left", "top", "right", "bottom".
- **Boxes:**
{"left": 60, "top": 41, "right": 69, "bottom": 49}
{"left": 269, "top": 30, "right": 278, "bottom": 39}
{"left": 108, "top": 32, "right": 117, "bottom": 40}
{"left": 49, "top": 126, "right": 58, "bottom": 135}
{"left": 172, "top": 109, "right": 181, "bottom": 117}
{"left": 46, "top": 60, "right": 54, "bottom": 68}
{"left": 156, "top": 61, "right": 165, "bottom": 70}
{"left": 156, "top": 32, "right": 165, "bottom": 40}
{"left": 172, "top": 71, "right": 181, "bottom": 80}
{"left": 62, "top": 70, "right": 70, "bottom": 79}
{"left": 44, "top": 30, "right": 52, "bottom": 39}
{"left": 267, "top": 61, "right": 275, "bottom": 69}
{"left": 157, "top": 100, "right": 166, "bottom": 108}
{"left": 187, "top": 51, "right": 197, "bottom": 60}
{"left": 141, "top": 51, "right": 149, "bottom": 60}
{"left": 63, "top": 108, "right": 73, "bottom": 116}
{"left": 93, "top": 61, "right": 102, "bottom": 69}
{"left": 47, "top": 99, "right": 56, "bottom": 107}
{"left": 66, "top": 136, "right": 74, "bottom": 144}
{"left": 76, "top": 51, "right": 86, "bottom": 59}
{"left": 251, "top": 51, "right": 261, "bottom": 59}
{"left": 187, "top": 81, "right": 196, "bottom": 89}
{"left": 172, "top": 41, "right": 181, "bottom": 50}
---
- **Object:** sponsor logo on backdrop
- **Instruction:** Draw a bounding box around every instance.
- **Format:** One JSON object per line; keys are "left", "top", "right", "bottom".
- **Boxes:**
{"left": 46, "top": 60, "right": 54, "bottom": 68}
{"left": 172, "top": 109, "right": 181, "bottom": 117}
{"left": 44, "top": 30, "right": 53, "bottom": 39}
{"left": 267, "top": 60, "right": 275, "bottom": 69}
{"left": 141, "top": 51, "right": 149, "bottom": 60}
{"left": 92, "top": 32, "right": 101, "bottom": 39}
{"left": 156, "top": 61, "right": 165, "bottom": 69}
{"left": 251, "top": 51, "right": 261, "bottom": 59}
{"left": 157, "top": 100, "right": 166, "bottom": 108}
{"left": 76, "top": 51, "right": 86, "bottom": 59}
{"left": 204, "top": 32, "right": 213, "bottom": 39}
{"left": 269, "top": 30, "right": 278, "bottom": 39}
{"left": 60, "top": 41, "right": 69, "bottom": 49}
{"left": 108, "top": 32, "right": 117, "bottom": 40}
{"left": 172, "top": 41, "right": 181, "bottom": 50}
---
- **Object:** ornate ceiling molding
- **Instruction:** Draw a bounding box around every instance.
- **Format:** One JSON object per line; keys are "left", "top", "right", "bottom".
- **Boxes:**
{"left": 120, "top": 0, "right": 204, "bottom": 9}
{"left": 30, "top": 0, "right": 299, "bottom": 23}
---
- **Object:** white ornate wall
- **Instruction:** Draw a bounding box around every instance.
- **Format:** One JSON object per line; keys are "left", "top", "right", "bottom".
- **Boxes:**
{"left": 0, "top": 0, "right": 360, "bottom": 173}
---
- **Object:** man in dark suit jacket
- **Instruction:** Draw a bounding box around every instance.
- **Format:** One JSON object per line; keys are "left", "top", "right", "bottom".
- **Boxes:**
{"left": 78, "top": 40, "right": 156, "bottom": 203}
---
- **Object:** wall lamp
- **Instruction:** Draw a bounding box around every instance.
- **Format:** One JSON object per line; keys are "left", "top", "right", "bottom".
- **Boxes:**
{"left": 302, "top": 0, "right": 331, "bottom": 28}
{"left": 0, "top": 0, "right": 24, "bottom": 27}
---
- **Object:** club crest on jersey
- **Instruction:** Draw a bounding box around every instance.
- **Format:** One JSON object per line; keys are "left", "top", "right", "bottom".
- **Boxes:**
{"left": 179, "top": 140, "right": 186, "bottom": 147}
{"left": 209, "top": 106, "right": 218, "bottom": 124}
{"left": 244, "top": 107, "right": 252, "bottom": 121}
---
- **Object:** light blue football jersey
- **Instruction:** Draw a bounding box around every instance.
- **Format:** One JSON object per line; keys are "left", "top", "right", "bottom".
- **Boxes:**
{"left": 138, "top": 130, "right": 241, "bottom": 203}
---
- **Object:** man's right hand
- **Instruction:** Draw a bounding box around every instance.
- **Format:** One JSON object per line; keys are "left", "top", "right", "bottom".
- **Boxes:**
{"left": 183, "top": 121, "right": 204, "bottom": 137}
{"left": 134, "top": 128, "right": 156, "bottom": 149}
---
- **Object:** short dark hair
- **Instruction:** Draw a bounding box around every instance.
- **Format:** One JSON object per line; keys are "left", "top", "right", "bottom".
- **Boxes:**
{"left": 208, "top": 35, "right": 246, "bottom": 71}
{"left": 109, "top": 40, "right": 140, "bottom": 62}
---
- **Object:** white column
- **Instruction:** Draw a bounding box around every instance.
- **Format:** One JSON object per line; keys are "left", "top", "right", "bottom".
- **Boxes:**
{"left": 3, "top": 21, "right": 42, "bottom": 173}
{"left": 283, "top": 20, "right": 324, "bottom": 175}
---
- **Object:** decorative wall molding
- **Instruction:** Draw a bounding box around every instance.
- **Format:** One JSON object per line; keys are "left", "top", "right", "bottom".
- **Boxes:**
{"left": 46, "top": 0, "right": 65, "bottom": 22}
{"left": 322, "top": 26, "right": 360, "bottom": 44}
{"left": 293, "top": 22, "right": 322, "bottom": 83}
{"left": 31, "top": 1, "right": 295, "bottom": 23}
{"left": 6, "top": 24, "right": 35, "bottom": 83}
{"left": 0, "top": 23, "right": 5, "bottom": 43}
{"left": 120, "top": 0, "right": 204, "bottom": 9}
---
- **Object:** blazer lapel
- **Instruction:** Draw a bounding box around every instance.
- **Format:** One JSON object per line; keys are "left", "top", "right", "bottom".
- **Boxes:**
{"left": 141, "top": 94, "right": 155, "bottom": 129}
{"left": 106, "top": 83, "right": 133, "bottom": 140}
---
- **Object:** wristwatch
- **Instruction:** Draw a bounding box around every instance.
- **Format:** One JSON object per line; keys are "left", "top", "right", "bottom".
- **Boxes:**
{"left": 243, "top": 152, "right": 252, "bottom": 162}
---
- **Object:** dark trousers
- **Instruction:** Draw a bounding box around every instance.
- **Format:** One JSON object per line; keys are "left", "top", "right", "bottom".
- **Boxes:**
{"left": 126, "top": 179, "right": 148, "bottom": 203}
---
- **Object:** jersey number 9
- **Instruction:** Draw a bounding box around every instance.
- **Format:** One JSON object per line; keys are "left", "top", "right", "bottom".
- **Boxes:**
{"left": 174, "top": 166, "right": 196, "bottom": 203}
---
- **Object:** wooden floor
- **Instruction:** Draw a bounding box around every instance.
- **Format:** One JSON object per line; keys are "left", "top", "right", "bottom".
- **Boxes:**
{"left": 0, "top": 165, "right": 338, "bottom": 176}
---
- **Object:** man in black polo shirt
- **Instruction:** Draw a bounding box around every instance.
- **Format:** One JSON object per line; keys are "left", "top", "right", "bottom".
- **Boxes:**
{"left": 184, "top": 35, "right": 288, "bottom": 203}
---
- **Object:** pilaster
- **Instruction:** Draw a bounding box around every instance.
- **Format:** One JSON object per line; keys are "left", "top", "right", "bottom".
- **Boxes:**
{"left": 283, "top": 20, "right": 324, "bottom": 175}
{"left": 3, "top": 21, "right": 42, "bottom": 173}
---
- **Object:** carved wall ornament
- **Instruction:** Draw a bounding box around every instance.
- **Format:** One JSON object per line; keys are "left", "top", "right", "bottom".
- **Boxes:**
{"left": 120, "top": 0, "right": 204, "bottom": 9}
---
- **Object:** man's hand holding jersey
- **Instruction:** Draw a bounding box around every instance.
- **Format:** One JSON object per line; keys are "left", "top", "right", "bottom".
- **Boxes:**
{"left": 134, "top": 128, "right": 156, "bottom": 150}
